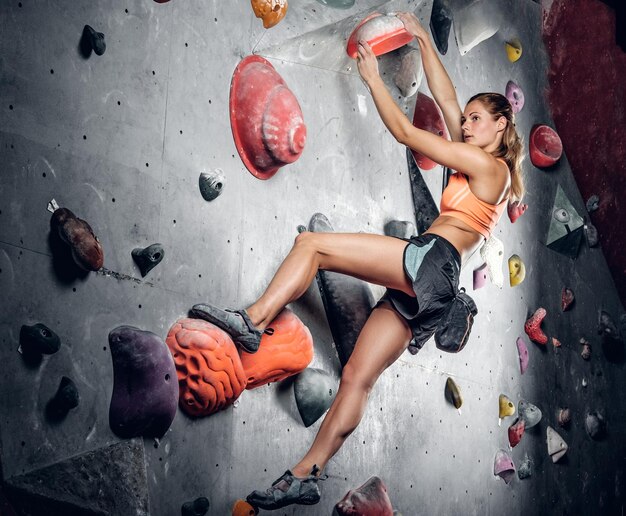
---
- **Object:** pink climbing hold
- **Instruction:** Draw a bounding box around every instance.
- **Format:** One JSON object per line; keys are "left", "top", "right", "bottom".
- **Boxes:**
{"left": 508, "top": 418, "right": 525, "bottom": 448}
{"left": 334, "top": 476, "right": 393, "bottom": 516}
{"left": 346, "top": 13, "right": 413, "bottom": 59}
{"left": 551, "top": 337, "right": 562, "bottom": 348}
{"left": 473, "top": 263, "right": 488, "bottom": 290}
{"left": 516, "top": 337, "right": 529, "bottom": 374}
{"left": 494, "top": 449, "right": 516, "bottom": 484}
{"left": 229, "top": 55, "right": 306, "bottom": 180}
{"left": 507, "top": 200, "right": 527, "bottom": 223}
{"left": 561, "top": 287, "right": 575, "bottom": 311}
{"left": 529, "top": 125, "right": 563, "bottom": 168}
{"left": 525, "top": 308, "right": 548, "bottom": 345}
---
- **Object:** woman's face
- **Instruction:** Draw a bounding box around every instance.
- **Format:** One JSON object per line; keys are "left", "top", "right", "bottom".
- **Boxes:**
{"left": 461, "top": 100, "right": 505, "bottom": 149}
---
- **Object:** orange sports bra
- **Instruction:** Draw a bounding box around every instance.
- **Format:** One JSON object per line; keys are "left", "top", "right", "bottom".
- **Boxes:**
{"left": 439, "top": 160, "right": 509, "bottom": 239}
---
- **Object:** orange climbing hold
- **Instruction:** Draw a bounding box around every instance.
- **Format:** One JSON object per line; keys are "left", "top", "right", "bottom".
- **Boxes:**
{"left": 232, "top": 499, "right": 258, "bottom": 516}
{"left": 251, "top": 0, "right": 288, "bottom": 29}
{"left": 240, "top": 308, "right": 313, "bottom": 389}
{"left": 166, "top": 318, "right": 247, "bottom": 417}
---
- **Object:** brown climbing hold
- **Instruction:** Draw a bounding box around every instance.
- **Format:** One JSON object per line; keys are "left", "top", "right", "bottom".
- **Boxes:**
{"left": 524, "top": 308, "right": 548, "bottom": 345}
{"left": 334, "top": 476, "right": 393, "bottom": 516}
{"left": 165, "top": 318, "right": 247, "bottom": 417}
{"left": 240, "top": 308, "right": 313, "bottom": 389}
{"left": 557, "top": 408, "right": 571, "bottom": 427}
{"left": 561, "top": 287, "right": 575, "bottom": 311}
{"left": 251, "top": 0, "right": 288, "bottom": 29}
{"left": 50, "top": 207, "right": 104, "bottom": 271}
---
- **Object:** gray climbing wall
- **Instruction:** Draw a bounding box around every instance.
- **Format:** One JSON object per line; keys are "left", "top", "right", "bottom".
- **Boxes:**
{"left": 1, "top": 0, "right": 625, "bottom": 515}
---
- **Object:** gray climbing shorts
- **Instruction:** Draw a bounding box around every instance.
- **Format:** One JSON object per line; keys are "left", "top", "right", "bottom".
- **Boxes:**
{"left": 375, "top": 233, "right": 461, "bottom": 351}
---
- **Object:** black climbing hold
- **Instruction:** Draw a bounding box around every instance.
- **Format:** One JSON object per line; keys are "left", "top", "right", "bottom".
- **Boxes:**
{"left": 47, "top": 376, "right": 80, "bottom": 420}
{"left": 430, "top": 0, "right": 453, "bottom": 55}
{"left": 198, "top": 169, "right": 225, "bottom": 201}
{"left": 181, "top": 496, "right": 210, "bottom": 516}
{"left": 406, "top": 148, "right": 439, "bottom": 235}
{"left": 20, "top": 323, "right": 61, "bottom": 355}
{"left": 83, "top": 25, "right": 106, "bottom": 56}
{"left": 132, "top": 243, "right": 164, "bottom": 277}
{"left": 598, "top": 310, "right": 618, "bottom": 337}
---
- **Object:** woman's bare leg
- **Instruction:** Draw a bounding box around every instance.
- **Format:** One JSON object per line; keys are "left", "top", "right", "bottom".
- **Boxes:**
{"left": 246, "top": 231, "right": 414, "bottom": 331}
{"left": 289, "top": 303, "right": 412, "bottom": 477}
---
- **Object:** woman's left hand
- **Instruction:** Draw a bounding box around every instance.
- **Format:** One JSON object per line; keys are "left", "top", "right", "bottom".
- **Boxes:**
{"left": 356, "top": 40, "right": 380, "bottom": 85}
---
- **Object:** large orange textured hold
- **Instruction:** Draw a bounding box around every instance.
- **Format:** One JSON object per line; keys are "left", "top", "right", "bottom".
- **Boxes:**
{"left": 166, "top": 318, "right": 247, "bottom": 417}
{"left": 251, "top": 0, "right": 288, "bottom": 29}
{"left": 240, "top": 309, "right": 313, "bottom": 389}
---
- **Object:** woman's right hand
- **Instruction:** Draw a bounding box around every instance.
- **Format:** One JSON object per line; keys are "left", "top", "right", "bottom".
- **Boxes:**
{"left": 396, "top": 12, "right": 429, "bottom": 43}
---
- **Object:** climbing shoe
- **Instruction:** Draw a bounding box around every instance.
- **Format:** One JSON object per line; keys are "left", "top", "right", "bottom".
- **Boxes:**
{"left": 246, "top": 466, "right": 326, "bottom": 510}
{"left": 190, "top": 304, "right": 262, "bottom": 354}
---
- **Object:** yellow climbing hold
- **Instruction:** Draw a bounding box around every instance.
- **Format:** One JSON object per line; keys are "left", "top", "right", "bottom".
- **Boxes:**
{"left": 505, "top": 38, "right": 522, "bottom": 62}
{"left": 508, "top": 254, "right": 526, "bottom": 286}
{"left": 499, "top": 394, "right": 516, "bottom": 419}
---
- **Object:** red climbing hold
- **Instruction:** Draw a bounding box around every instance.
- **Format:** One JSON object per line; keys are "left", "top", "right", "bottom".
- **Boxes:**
{"left": 334, "top": 476, "right": 393, "bottom": 516}
{"left": 529, "top": 125, "right": 563, "bottom": 168}
{"left": 525, "top": 308, "right": 548, "bottom": 345}
{"left": 229, "top": 55, "right": 306, "bottom": 180}
{"left": 411, "top": 92, "right": 450, "bottom": 170}
{"left": 346, "top": 13, "right": 413, "bottom": 59}
{"left": 507, "top": 200, "right": 527, "bottom": 223}
{"left": 508, "top": 417, "right": 525, "bottom": 448}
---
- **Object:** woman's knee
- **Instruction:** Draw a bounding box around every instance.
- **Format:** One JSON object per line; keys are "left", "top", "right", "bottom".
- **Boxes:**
{"left": 340, "top": 362, "right": 377, "bottom": 394}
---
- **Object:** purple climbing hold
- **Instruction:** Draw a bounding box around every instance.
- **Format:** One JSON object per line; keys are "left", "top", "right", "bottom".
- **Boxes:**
{"left": 505, "top": 81, "right": 525, "bottom": 114}
{"left": 516, "top": 336, "right": 529, "bottom": 374}
{"left": 109, "top": 325, "right": 178, "bottom": 438}
{"left": 473, "top": 263, "right": 488, "bottom": 290}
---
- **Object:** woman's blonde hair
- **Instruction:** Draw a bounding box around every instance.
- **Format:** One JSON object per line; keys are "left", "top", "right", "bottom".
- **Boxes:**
{"left": 467, "top": 92, "right": 525, "bottom": 202}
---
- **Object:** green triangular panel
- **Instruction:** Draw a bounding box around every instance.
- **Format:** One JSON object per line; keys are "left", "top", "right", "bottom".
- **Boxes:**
{"left": 546, "top": 185, "right": 584, "bottom": 247}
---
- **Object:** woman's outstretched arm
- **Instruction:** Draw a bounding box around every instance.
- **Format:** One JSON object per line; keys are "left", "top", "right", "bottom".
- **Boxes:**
{"left": 396, "top": 12, "right": 463, "bottom": 143}
{"left": 356, "top": 40, "right": 499, "bottom": 177}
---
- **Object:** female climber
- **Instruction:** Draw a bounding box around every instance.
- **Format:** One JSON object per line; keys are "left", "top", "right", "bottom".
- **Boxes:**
{"left": 191, "top": 11, "right": 524, "bottom": 510}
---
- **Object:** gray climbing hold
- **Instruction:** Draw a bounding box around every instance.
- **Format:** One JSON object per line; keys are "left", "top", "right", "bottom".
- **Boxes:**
{"left": 4, "top": 438, "right": 149, "bottom": 515}
{"left": 517, "top": 454, "right": 532, "bottom": 479}
{"left": 199, "top": 169, "right": 225, "bottom": 201}
{"left": 453, "top": 0, "right": 500, "bottom": 56}
{"left": 384, "top": 220, "right": 417, "bottom": 240}
{"left": 584, "top": 219, "right": 599, "bottom": 247}
{"left": 294, "top": 368, "right": 337, "bottom": 427}
{"left": 394, "top": 47, "right": 423, "bottom": 98}
{"left": 585, "top": 412, "right": 605, "bottom": 439}
{"left": 132, "top": 243, "right": 164, "bottom": 277}
{"left": 19, "top": 323, "right": 61, "bottom": 355}
{"left": 586, "top": 194, "right": 600, "bottom": 212}
{"left": 518, "top": 400, "right": 542, "bottom": 428}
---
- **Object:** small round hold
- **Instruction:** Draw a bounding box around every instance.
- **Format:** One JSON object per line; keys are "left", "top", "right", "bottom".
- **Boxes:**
{"left": 297, "top": 224, "right": 307, "bottom": 234}
{"left": 585, "top": 412, "right": 605, "bottom": 439}
{"left": 49, "top": 376, "right": 80, "bottom": 418}
{"left": 181, "top": 496, "right": 210, "bottom": 516}
{"left": 132, "top": 243, "right": 164, "bottom": 277}
{"left": 83, "top": 25, "right": 106, "bottom": 56}
{"left": 199, "top": 169, "right": 225, "bottom": 201}
{"left": 20, "top": 323, "right": 61, "bottom": 355}
{"left": 586, "top": 194, "right": 600, "bottom": 213}
{"left": 581, "top": 342, "right": 592, "bottom": 360}
{"left": 557, "top": 408, "right": 571, "bottom": 427}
